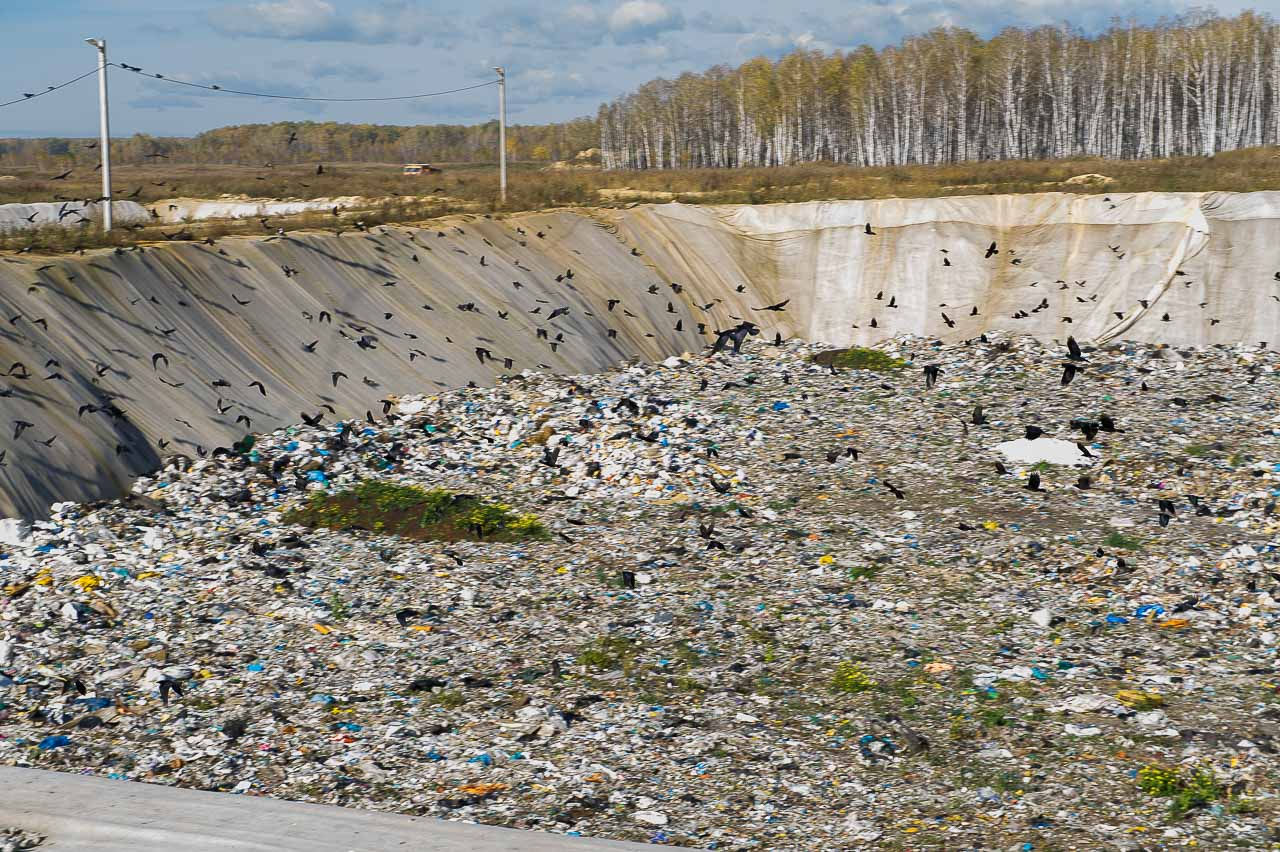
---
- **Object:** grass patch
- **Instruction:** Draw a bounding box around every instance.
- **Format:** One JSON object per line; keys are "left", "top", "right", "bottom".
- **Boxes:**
{"left": 831, "top": 661, "right": 877, "bottom": 694}
{"left": 284, "top": 479, "right": 547, "bottom": 542}
{"left": 812, "top": 347, "right": 906, "bottom": 371}
{"left": 576, "top": 636, "right": 639, "bottom": 674}
{"left": 848, "top": 564, "right": 880, "bottom": 581}
{"left": 1138, "top": 765, "right": 1228, "bottom": 819}
{"left": 1103, "top": 530, "right": 1143, "bottom": 551}
{"left": 423, "top": 690, "right": 467, "bottom": 709}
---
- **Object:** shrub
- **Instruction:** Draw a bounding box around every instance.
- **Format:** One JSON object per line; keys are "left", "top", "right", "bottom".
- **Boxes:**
{"left": 831, "top": 661, "right": 877, "bottom": 693}
{"left": 1138, "top": 764, "right": 1226, "bottom": 819}
{"left": 576, "top": 636, "right": 638, "bottom": 672}
{"left": 285, "top": 480, "right": 547, "bottom": 542}
{"left": 1103, "top": 530, "right": 1142, "bottom": 551}
{"left": 811, "top": 347, "right": 906, "bottom": 371}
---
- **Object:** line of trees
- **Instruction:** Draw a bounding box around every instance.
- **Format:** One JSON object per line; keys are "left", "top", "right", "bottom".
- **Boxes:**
{"left": 598, "top": 11, "right": 1280, "bottom": 169}
{"left": 0, "top": 118, "right": 599, "bottom": 168}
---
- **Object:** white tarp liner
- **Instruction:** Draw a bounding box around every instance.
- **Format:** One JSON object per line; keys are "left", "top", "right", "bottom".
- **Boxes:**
{"left": 0, "top": 200, "right": 149, "bottom": 232}
{"left": 149, "top": 195, "right": 368, "bottom": 224}
{"left": 0, "top": 197, "right": 369, "bottom": 232}
{"left": 617, "top": 191, "right": 1280, "bottom": 348}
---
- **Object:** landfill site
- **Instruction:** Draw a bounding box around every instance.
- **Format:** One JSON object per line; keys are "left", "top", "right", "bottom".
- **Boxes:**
{"left": 0, "top": 192, "right": 1277, "bottom": 849}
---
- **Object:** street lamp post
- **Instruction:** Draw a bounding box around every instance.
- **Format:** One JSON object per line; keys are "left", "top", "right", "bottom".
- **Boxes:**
{"left": 494, "top": 67, "right": 506, "bottom": 204}
{"left": 84, "top": 38, "right": 112, "bottom": 232}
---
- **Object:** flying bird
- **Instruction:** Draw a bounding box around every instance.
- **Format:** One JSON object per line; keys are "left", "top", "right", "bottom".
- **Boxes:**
{"left": 923, "top": 364, "right": 942, "bottom": 389}
{"left": 1066, "top": 336, "right": 1084, "bottom": 361}
{"left": 753, "top": 299, "right": 790, "bottom": 312}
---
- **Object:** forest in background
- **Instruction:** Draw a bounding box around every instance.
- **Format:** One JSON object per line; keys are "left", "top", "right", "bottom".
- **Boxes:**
{"left": 0, "top": 117, "right": 598, "bottom": 169}
{"left": 3, "top": 11, "right": 1279, "bottom": 174}
{"left": 599, "top": 11, "right": 1280, "bottom": 168}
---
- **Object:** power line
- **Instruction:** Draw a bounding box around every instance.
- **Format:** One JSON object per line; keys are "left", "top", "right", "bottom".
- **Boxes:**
{"left": 0, "top": 67, "right": 101, "bottom": 109}
{"left": 113, "top": 64, "right": 499, "bottom": 102}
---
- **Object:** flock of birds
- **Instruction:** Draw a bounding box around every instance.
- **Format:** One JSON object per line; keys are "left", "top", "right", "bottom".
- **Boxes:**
{"left": 0, "top": 207, "right": 810, "bottom": 488}
{"left": 855, "top": 220, "right": 1280, "bottom": 334}
{"left": 0, "top": 178, "right": 1277, "bottom": 517}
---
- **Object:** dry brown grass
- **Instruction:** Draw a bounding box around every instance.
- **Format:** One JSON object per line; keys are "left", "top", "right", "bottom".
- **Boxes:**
{"left": 4, "top": 147, "right": 1280, "bottom": 254}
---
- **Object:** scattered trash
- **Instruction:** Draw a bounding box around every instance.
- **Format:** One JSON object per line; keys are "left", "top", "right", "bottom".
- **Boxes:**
{"left": 0, "top": 332, "right": 1274, "bottom": 848}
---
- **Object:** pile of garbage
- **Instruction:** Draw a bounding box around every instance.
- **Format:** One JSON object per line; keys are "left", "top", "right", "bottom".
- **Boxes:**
{"left": 0, "top": 333, "right": 1277, "bottom": 849}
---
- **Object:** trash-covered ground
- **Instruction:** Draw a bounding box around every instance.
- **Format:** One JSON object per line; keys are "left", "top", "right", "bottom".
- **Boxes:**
{"left": 1, "top": 333, "right": 1278, "bottom": 849}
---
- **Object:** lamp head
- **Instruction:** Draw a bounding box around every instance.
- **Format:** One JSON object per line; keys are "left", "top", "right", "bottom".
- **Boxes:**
{"left": 84, "top": 38, "right": 103, "bottom": 48}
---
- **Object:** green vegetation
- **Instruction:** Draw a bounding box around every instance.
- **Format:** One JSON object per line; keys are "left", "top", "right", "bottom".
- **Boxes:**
{"left": 284, "top": 480, "right": 547, "bottom": 542}
{"left": 1103, "top": 530, "right": 1143, "bottom": 551}
{"left": 424, "top": 690, "right": 467, "bottom": 709}
{"left": 576, "top": 636, "right": 639, "bottom": 674}
{"left": 812, "top": 347, "right": 907, "bottom": 371}
{"left": 327, "top": 592, "right": 350, "bottom": 621}
{"left": 1138, "top": 765, "right": 1228, "bottom": 819}
{"left": 831, "top": 661, "right": 877, "bottom": 694}
{"left": 848, "top": 564, "right": 880, "bottom": 581}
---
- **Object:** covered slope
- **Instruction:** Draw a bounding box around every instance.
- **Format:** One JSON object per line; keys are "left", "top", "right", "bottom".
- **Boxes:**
{"left": 0, "top": 212, "right": 705, "bottom": 518}
{"left": 0, "top": 190, "right": 1276, "bottom": 517}
{"left": 618, "top": 191, "right": 1280, "bottom": 348}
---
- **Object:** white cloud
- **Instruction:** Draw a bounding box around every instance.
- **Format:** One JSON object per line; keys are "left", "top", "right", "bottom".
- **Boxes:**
{"left": 493, "top": 4, "right": 609, "bottom": 49}
{"left": 609, "top": 0, "right": 684, "bottom": 44}
{"left": 736, "top": 29, "right": 833, "bottom": 59}
{"left": 809, "top": 0, "right": 1183, "bottom": 49}
{"left": 208, "top": 0, "right": 461, "bottom": 46}
{"left": 516, "top": 68, "right": 607, "bottom": 100}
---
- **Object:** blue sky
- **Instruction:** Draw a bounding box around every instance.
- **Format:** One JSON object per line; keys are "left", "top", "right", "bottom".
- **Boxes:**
{"left": 0, "top": 0, "right": 1266, "bottom": 137}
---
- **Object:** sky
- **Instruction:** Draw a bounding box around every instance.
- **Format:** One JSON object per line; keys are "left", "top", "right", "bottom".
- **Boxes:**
{"left": 0, "top": 0, "right": 1269, "bottom": 138}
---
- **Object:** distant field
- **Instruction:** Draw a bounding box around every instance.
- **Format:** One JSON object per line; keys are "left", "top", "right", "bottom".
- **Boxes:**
{"left": 0, "top": 161, "right": 507, "bottom": 207}
{"left": 3, "top": 147, "right": 1280, "bottom": 253}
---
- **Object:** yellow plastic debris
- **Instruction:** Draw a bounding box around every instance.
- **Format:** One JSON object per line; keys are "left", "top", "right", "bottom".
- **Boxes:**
{"left": 458, "top": 782, "right": 508, "bottom": 796}
{"left": 1115, "top": 689, "right": 1163, "bottom": 709}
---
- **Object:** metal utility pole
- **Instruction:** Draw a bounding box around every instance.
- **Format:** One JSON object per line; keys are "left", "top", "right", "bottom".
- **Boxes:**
{"left": 494, "top": 66, "right": 507, "bottom": 204}
{"left": 85, "top": 38, "right": 112, "bottom": 232}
